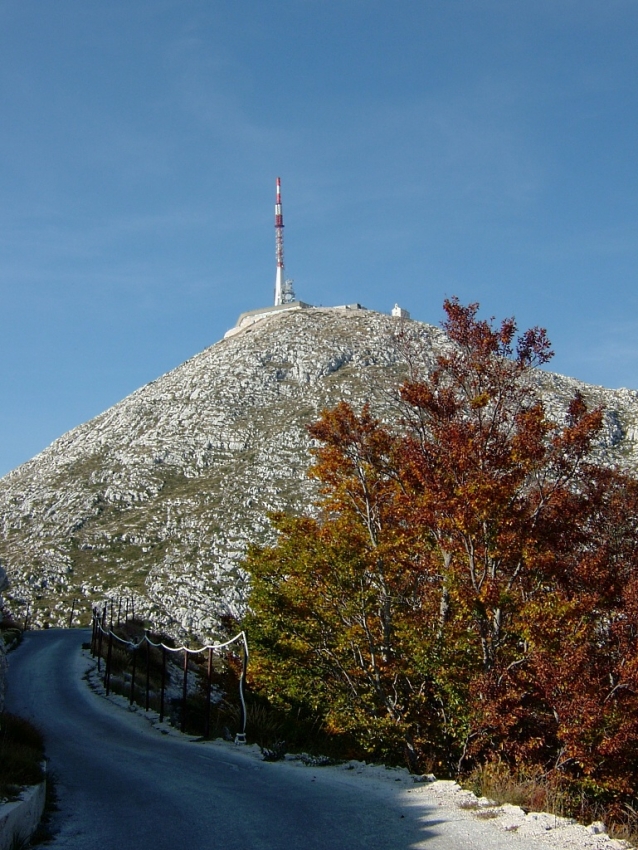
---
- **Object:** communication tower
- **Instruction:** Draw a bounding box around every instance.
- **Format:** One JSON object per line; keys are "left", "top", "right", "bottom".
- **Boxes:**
{"left": 274, "top": 177, "right": 295, "bottom": 305}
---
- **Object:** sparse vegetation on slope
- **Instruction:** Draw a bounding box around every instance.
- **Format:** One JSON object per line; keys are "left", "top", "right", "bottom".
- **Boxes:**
{"left": 0, "top": 309, "right": 444, "bottom": 636}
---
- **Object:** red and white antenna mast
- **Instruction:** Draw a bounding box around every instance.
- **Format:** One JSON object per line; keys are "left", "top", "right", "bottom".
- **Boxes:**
{"left": 274, "top": 177, "right": 284, "bottom": 305}
{"left": 274, "top": 177, "right": 295, "bottom": 306}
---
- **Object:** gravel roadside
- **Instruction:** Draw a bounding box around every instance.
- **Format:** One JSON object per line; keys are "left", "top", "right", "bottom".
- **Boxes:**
{"left": 85, "top": 651, "right": 632, "bottom": 850}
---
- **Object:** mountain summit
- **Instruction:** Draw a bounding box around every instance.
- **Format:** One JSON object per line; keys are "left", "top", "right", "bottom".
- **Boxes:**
{"left": 1, "top": 306, "right": 637, "bottom": 636}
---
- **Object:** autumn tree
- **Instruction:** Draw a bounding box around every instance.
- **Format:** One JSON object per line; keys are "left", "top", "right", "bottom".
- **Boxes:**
{"left": 245, "top": 404, "right": 437, "bottom": 767}
{"left": 480, "top": 465, "right": 638, "bottom": 802}
{"left": 244, "top": 299, "right": 638, "bottom": 802}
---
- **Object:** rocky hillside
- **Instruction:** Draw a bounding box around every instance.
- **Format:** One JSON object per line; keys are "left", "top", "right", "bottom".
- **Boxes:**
{"left": 1, "top": 306, "right": 637, "bottom": 639}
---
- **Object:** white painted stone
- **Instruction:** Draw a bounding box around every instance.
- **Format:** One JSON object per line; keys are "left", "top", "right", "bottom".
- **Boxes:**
{"left": 0, "top": 777, "right": 46, "bottom": 850}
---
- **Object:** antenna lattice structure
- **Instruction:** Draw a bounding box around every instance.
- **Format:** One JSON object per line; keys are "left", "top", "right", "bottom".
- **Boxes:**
{"left": 274, "top": 177, "right": 295, "bottom": 305}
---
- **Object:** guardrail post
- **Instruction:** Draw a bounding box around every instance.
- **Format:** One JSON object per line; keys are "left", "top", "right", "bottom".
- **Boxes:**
{"left": 204, "top": 647, "right": 213, "bottom": 738}
{"left": 97, "top": 621, "right": 104, "bottom": 672}
{"left": 159, "top": 647, "right": 167, "bottom": 723}
{"left": 235, "top": 635, "right": 249, "bottom": 744}
{"left": 129, "top": 643, "right": 137, "bottom": 705}
{"left": 91, "top": 609, "right": 97, "bottom": 656}
{"left": 105, "top": 630, "right": 113, "bottom": 695}
{"left": 68, "top": 598, "right": 76, "bottom": 628}
{"left": 145, "top": 635, "right": 150, "bottom": 711}
{"left": 181, "top": 649, "right": 189, "bottom": 733}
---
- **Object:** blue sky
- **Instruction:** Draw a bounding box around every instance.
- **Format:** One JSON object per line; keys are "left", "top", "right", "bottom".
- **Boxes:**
{"left": 1, "top": 1, "right": 637, "bottom": 476}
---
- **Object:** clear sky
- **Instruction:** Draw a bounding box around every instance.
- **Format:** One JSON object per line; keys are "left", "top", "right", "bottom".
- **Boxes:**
{"left": 1, "top": 1, "right": 637, "bottom": 477}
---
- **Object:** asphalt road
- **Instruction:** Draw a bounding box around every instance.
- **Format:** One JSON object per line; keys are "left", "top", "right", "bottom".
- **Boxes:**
{"left": 5, "top": 629, "right": 535, "bottom": 850}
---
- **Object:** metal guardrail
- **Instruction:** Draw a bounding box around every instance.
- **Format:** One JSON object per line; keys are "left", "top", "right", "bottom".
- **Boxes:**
{"left": 91, "top": 607, "right": 249, "bottom": 742}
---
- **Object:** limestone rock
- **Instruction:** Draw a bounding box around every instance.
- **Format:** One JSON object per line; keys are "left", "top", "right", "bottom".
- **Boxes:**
{"left": 1, "top": 306, "right": 637, "bottom": 640}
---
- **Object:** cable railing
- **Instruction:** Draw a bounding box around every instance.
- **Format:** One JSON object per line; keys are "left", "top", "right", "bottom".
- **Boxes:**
{"left": 90, "top": 606, "right": 249, "bottom": 742}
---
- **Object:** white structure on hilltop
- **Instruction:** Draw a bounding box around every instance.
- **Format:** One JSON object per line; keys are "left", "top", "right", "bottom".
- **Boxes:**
{"left": 274, "top": 177, "right": 296, "bottom": 306}
{"left": 392, "top": 303, "right": 410, "bottom": 319}
{"left": 224, "top": 179, "right": 413, "bottom": 340}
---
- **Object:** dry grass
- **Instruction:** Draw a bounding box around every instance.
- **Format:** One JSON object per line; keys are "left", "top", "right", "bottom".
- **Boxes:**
{"left": 0, "top": 713, "right": 45, "bottom": 801}
{"left": 465, "top": 761, "right": 638, "bottom": 848}
{"left": 465, "top": 761, "right": 568, "bottom": 817}
{"left": 607, "top": 807, "right": 638, "bottom": 847}
{"left": 474, "top": 809, "right": 501, "bottom": 819}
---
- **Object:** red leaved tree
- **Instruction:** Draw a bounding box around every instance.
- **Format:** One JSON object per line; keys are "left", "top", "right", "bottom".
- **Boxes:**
{"left": 245, "top": 299, "right": 638, "bottom": 806}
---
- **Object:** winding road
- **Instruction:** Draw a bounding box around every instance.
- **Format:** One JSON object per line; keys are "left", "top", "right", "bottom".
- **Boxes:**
{"left": 6, "top": 629, "right": 546, "bottom": 849}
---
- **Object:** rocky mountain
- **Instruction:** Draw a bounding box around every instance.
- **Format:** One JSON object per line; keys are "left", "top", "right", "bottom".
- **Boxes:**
{"left": 1, "top": 305, "right": 638, "bottom": 639}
